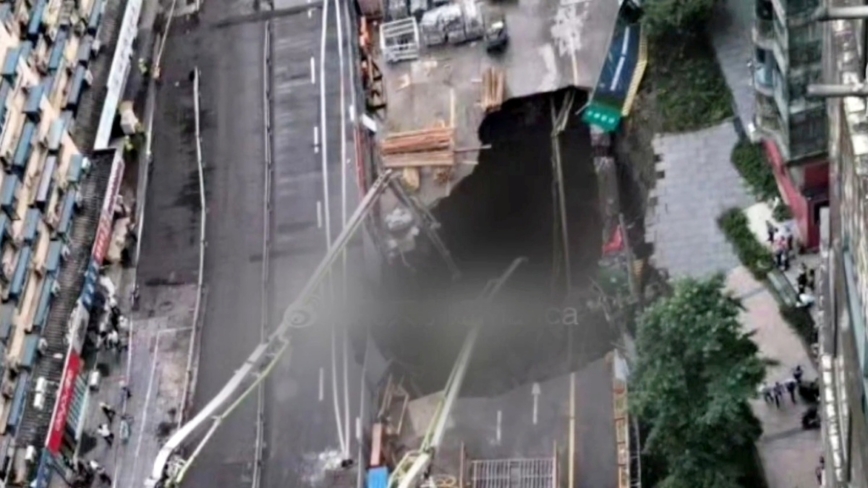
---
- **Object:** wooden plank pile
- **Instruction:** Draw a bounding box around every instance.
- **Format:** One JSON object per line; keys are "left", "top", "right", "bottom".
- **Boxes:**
{"left": 481, "top": 67, "right": 505, "bottom": 114}
{"left": 380, "top": 126, "right": 455, "bottom": 168}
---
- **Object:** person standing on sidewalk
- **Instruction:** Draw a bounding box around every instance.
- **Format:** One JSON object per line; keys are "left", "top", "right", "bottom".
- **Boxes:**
{"left": 97, "top": 423, "right": 114, "bottom": 446}
{"left": 100, "top": 401, "right": 116, "bottom": 423}
{"left": 95, "top": 465, "right": 112, "bottom": 486}
{"left": 773, "top": 382, "right": 783, "bottom": 408}
{"left": 785, "top": 378, "right": 798, "bottom": 403}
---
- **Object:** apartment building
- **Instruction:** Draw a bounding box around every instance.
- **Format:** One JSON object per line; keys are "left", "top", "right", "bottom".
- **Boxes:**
{"left": 753, "top": 0, "right": 829, "bottom": 249}
{"left": 816, "top": 3, "right": 868, "bottom": 487}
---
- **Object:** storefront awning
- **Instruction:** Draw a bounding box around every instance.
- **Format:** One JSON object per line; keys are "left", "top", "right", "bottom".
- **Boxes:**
{"left": 583, "top": 21, "right": 648, "bottom": 133}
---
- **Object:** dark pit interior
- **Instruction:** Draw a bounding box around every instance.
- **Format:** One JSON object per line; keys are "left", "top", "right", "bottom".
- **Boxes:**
{"left": 374, "top": 88, "right": 610, "bottom": 395}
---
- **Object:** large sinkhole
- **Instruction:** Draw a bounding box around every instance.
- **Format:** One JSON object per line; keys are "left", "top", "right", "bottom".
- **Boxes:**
{"left": 374, "top": 88, "right": 609, "bottom": 395}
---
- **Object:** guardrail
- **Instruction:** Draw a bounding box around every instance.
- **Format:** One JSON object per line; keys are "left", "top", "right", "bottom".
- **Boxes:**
{"left": 179, "top": 66, "right": 208, "bottom": 425}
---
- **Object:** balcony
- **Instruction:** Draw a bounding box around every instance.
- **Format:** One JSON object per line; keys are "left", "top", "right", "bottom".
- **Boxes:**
{"left": 753, "top": 19, "right": 775, "bottom": 49}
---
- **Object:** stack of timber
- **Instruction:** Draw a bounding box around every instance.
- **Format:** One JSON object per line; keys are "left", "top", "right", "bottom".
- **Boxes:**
{"left": 381, "top": 126, "right": 455, "bottom": 168}
{"left": 481, "top": 67, "right": 505, "bottom": 114}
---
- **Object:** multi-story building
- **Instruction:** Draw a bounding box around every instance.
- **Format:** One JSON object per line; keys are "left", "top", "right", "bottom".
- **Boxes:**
{"left": 753, "top": 0, "right": 829, "bottom": 249}
{"left": 816, "top": 2, "right": 868, "bottom": 486}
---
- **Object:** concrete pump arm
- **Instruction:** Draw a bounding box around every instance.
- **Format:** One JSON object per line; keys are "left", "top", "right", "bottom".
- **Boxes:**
{"left": 146, "top": 170, "right": 395, "bottom": 488}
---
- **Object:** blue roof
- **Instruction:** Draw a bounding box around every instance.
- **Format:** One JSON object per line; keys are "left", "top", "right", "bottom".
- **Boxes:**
{"left": 65, "top": 66, "right": 87, "bottom": 108}
{"left": 87, "top": 0, "right": 103, "bottom": 32}
{"left": 367, "top": 468, "right": 389, "bottom": 488}
{"left": 0, "top": 304, "right": 14, "bottom": 344}
{"left": 1, "top": 47, "right": 20, "bottom": 80}
{"left": 33, "top": 275, "right": 54, "bottom": 331}
{"left": 36, "top": 156, "right": 56, "bottom": 206}
{"left": 48, "top": 31, "right": 68, "bottom": 72}
{"left": 27, "top": 0, "right": 46, "bottom": 38}
{"left": 58, "top": 190, "right": 76, "bottom": 235}
{"left": 66, "top": 155, "right": 84, "bottom": 184}
{"left": 22, "top": 208, "right": 40, "bottom": 243}
{"left": 47, "top": 117, "right": 68, "bottom": 151}
{"left": 18, "top": 43, "right": 32, "bottom": 66}
{"left": 12, "top": 121, "right": 36, "bottom": 170}
{"left": 0, "top": 213, "right": 9, "bottom": 246}
{"left": 44, "top": 240, "right": 63, "bottom": 273}
{"left": 10, "top": 246, "right": 31, "bottom": 297}
{"left": 6, "top": 374, "right": 29, "bottom": 431}
{"left": 76, "top": 36, "right": 93, "bottom": 65}
{"left": 24, "top": 83, "right": 46, "bottom": 117}
{"left": 20, "top": 334, "right": 40, "bottom": 368}
{"left": 0, "top": 173, "right": 19, "bottom": 211}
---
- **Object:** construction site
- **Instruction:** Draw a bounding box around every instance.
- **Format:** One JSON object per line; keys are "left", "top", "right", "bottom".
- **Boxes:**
{"left": 350, "top": 0, "right": 643, "bottom": 485}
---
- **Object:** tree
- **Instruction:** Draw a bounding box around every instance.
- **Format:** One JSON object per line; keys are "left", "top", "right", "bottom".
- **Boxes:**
{"left": 631, "top": 275, "right": 766, "bottom": 488}
{"left": 641, "top": 0, "right": 716, "bottom": 40}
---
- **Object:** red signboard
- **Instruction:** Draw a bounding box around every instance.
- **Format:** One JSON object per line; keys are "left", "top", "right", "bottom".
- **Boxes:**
{"left": 91, "top": 153, "right": 125, "bottom": 265}
{"left": 46, "top": 351, "right": 81, "bottom": 454}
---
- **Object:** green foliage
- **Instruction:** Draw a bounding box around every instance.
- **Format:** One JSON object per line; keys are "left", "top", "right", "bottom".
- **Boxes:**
{"left": 641, "top": 0, "right": 716, "bottom": 40}
{"left": 780, "top": 305, "right": 818, "bottom": 347}
{"left": 632, "top": 276, "right": 766, "bottom": 488}
{"left": 731, "top": 140, "right": 779, "bottom": 202}
{"left": 772, "top": 202, "right": 792, "bottom": 221}
{"left": 718, "top": 208, "right": 773, "bottom": 280}
{"left": 650, "top": 38, "right": 734, "bottom": 133}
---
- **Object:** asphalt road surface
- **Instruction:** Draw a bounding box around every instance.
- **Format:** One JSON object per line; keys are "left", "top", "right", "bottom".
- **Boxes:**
{"left": 145, "top": 0, "right": 366, "bottom": 486}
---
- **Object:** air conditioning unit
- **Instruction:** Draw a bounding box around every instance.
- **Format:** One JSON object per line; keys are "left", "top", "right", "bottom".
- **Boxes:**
{"left": 51, "top": 281, "right": 59, "bottom": 295}
{"left": 34, "top": 260, "right": 44, "bottom": 276}
{"left": 88, "top": 370, "right": 100, "bottom": 390}
{"left": 1, "top": 382, "right": 13, "bottom": 398}
{"left": 33, "top": 392, "right": 44, "bottom": 410}
{"left": 11, "top": 235, "right": 22, "bottom": 249}
{"left": 34, "top": 376, "right": 47, "bottom": 394}
{"left": 83, "top": 69, "right": 93, "bottom": 86}
{"left": 73, "top": 19, "right": 85, "bottom": 35}
{"left": 24, "top": 445, "right": 37, "bottom": 463}
{"left": 91, "top": 39, "right": 102, "bottom": 56}
{"left": 81, "top": 157, "right": 92, "bottom": 173}
{"left": 1, "top": 147, "right": 13, "bottom": 167}
{"left": 74, "top": 190, "right": 82, "bottom": 208}
{"left": 61, "top": 245, "right": 70, "bottom": 259}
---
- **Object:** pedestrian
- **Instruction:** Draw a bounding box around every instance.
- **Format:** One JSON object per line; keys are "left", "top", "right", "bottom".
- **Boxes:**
{"left": 120, "top": 380, "right": 132, "bottom": 400}
{"left": 794, "top": 364, "right": 804, "bottom": 384}
{"left": 766, "top": 221, "right": 775, "bottom": 244}
{"left": 797, "top": 264, "right": 808, "bottom": 293}
{"left": 808, "top": 268, "right": 816, "bottom": 291}
{"left": 773, "top": 382, "right": 783, "bottom": 408}
{"left": 97, "top": 423, "right": 114, "bottom": 446}
{"left": 816, "top": 456, "right": 825, "bottom": 484}
{"left": 99, "top": 401, "right": 116, "bottom": 423}
{"left": 87, "top": 459, "right": 101, "bottom": 474}
{"left": 785, "top": 378, "right": 797, "bottom": 403}
{"left": 760, "top": 383, "right": 773, "bottom": 403}
{"left": 107, "top": 330, "right": 120, "bottom": 350}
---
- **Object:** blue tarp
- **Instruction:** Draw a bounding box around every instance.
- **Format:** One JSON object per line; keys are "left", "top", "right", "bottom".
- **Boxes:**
{"left": 367, "top": 467, "right": 389, "bottom": 488}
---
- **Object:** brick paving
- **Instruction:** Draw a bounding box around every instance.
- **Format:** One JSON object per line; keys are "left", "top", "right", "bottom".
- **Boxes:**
{"left": 727, "top": 267, "right": 822, "bottom": 488}
{"left": 645, "top": 122, "right": 752, "bottom": 278}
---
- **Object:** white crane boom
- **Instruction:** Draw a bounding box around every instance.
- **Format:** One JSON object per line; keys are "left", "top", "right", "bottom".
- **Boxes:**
{"left": 147, "top": 170, "right": 394, "bottom": 487}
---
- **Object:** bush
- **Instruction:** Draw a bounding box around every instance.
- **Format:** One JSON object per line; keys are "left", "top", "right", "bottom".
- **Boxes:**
{"left": 718, "top": 208, "right": 773, "bottom": 280}
{"left": 773, "top": 202, "right": 792, "bottom": 221}
{"left": 780, "top": 305, "right": 818, "bottom": 347}
{"left": 650, "top": 38, "right": 734, "bottom": 133}
{"left": 642, "top": 0, "right": 716, "bottom": 40}
{"left": 731, "top": 140, "right": 779, "bottom": 202}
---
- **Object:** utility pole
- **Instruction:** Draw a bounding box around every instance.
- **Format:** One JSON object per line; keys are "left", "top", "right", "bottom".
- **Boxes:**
{"left": 550, "top": 95, "right": 574, "bottom": 296}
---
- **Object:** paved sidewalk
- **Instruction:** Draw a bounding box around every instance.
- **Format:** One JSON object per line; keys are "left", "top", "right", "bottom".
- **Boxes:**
{"left": 73, "top": 280, "right": 196, "bottom": 487}
{"left": 710, "top": 0, "right": 756, "bottom": 129}
{"left": 727, "top": 266, "right": 822, "bottom": 488}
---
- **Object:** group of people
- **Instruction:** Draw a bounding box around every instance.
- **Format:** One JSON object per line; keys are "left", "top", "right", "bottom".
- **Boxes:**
{"left": 766, "top": 221, "right": 795, "bottom": 270}
{"left": 70, "top": 458, "right": 113, "bottom": 487}
{"left": 96, "top": 305, "right": 129, "bottom": 353}
{"left": 760, "top": 364, "right": 805, "bottom": 408}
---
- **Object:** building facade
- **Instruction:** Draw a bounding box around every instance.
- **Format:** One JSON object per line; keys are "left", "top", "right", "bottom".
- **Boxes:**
{"left": 753, "top": 0, "right": 828, "bottom": 249}
{"left": 816, "top": 4, "right": 868, "bottom": 487}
